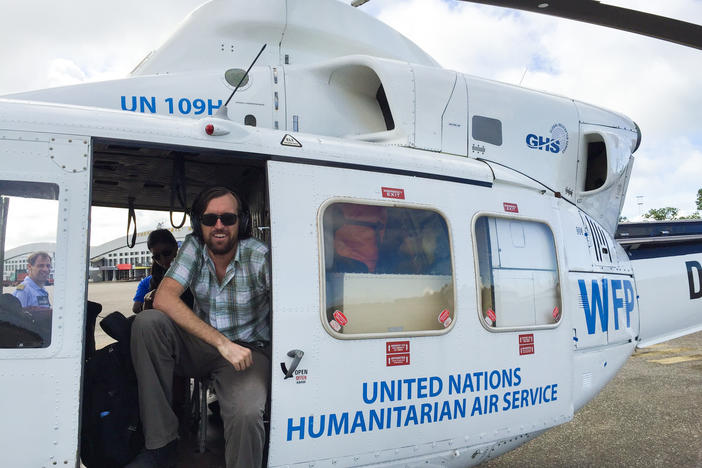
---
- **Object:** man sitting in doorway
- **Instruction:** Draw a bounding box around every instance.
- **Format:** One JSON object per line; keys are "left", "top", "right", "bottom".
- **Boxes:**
{"left": 128, "top": 187, "right": 270, "bottom": 468}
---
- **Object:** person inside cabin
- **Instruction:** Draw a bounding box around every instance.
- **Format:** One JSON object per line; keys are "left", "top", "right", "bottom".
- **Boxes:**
{"left": 128, "top": 187, "right": 270, "bottom": 468}
{"left": 332, "top": 203, "right": 387, "bottom": 273}
{"left": 132, "top": 229, "right": 193, "bottom": 313}
{"left": 417, "top": 218, "right": 451, "bottom": 275}
{"left": 13, "top": 251, "right": 52, "bottom": 310}
{"left": 375, "top": 209, "right": 451, "bottom": 275}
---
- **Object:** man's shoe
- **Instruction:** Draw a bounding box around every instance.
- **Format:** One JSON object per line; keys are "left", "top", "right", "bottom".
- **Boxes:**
{"left": 126, "top": 439, "right": 178, "bottom": 468}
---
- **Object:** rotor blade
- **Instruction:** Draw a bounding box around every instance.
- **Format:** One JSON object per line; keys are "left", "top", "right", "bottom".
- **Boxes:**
{"left": 459, "top": 0, "right": 702, "bottom": 50}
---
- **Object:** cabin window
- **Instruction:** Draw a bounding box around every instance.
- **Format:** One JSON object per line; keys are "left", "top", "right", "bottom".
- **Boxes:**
{"left": 0, "top": 181, "right": 59, "bottom": 348}
{"left": 321, "top": 202, "right": 454, "bottom": 337}
{"left": 472, "top": 115, "right": 503, "bottom": 146}
{"left": 474, "top": 216, "right": 561, "bottom": 329}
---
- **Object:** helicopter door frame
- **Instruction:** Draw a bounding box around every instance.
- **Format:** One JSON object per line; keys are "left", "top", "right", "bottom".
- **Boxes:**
{"left": 0, "top": 130, "right": 92, "bottom": 467}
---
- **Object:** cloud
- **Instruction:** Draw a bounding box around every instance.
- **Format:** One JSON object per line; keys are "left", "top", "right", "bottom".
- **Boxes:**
{"left": 47, "top": 59, "right": 87, "bottom": 87}
{"left": 624, "top": 138, "right": 702, "bottom": 218}
{"left": 3, "top": 198, "right": 58, "bottom": 251}
{"left": 0, "top": 0, "right": 205, "bottom": 94}
{"left": 370, "top": 0, "right": 702, "bottom": 220}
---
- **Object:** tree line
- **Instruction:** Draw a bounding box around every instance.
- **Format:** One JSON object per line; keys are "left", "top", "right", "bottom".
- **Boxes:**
{"left": 635, "top": 188, "right": 702, "bottom": 221}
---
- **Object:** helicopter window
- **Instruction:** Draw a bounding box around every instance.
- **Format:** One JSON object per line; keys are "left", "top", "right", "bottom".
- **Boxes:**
{"left": 474, "top": 216, "right": 561, "bottom": 330}
{"left": 224, "top": 68, "right": 250, "bottom": 88}
{"left": 472, "top": 115, "right": 503, "bottom": 146}
{"left": 0, "top": 181, "right": 58, "bottom": 348}
{"left": 244, "top": 114, "right": 257, "bottom": 127}
{"left": 321, "top": 202, "right": 454, "bottom": 337}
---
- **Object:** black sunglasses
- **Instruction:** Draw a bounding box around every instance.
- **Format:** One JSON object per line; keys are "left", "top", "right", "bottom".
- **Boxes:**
{"left": 152, "top": 250, "right": 174, "bottom": 261}
{"left": 201, "top": 213, "right": 238, "bottom": 226}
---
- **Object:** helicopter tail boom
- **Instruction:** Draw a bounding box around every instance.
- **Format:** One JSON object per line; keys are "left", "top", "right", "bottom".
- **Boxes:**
{"left": 617, "top": 221, "right": 702, "bottom": 347}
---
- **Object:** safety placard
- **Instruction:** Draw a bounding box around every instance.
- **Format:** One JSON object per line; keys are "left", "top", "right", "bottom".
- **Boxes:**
{"left": 519, "top": 333, "right": 534, "bottom": 355}
{"left": 386, "top": 340, "right": 410, "bottom": 366}
{"left": 382, "top": 187, "right": 405, "bottom": 199}
{"left": 503, "top": 202, "right": 519, "bottom": 213}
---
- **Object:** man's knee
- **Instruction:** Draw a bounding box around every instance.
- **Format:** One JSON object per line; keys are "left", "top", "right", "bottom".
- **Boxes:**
{"left": 222, "top": 400, "right": 265, "bottom": 431}
{"left": 132, "top": 309, "right": 172, "bottom": 340}
{"left": 217, "top": 383, "right": 266, "bottom": 425}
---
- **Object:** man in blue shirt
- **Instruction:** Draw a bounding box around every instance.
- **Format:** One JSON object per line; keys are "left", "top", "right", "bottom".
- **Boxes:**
{"left": 132, "top": 229, "right": 180, "bottom": 314}
{"left": 132, "top": 276, "right": 152, "bottom": 310}
{"left": 13, "top": 251, "right": 51, "bottom": 309}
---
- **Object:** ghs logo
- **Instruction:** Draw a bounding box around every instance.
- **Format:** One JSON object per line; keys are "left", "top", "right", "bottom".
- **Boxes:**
{"left": 526, "top": 123, "right": 569, "bottom": 154}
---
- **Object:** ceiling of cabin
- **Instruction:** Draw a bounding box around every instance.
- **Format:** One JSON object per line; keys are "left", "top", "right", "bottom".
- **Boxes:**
{"left": 91, "top": 139, "right": 266, "bottom": 212}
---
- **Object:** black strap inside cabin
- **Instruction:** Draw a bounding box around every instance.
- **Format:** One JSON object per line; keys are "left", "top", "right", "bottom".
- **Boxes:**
{"left": 170, "top": 154, "right": 187, "bottom": 229}
{"left": 127, "top": 197, "right": 137, "bottom": 248}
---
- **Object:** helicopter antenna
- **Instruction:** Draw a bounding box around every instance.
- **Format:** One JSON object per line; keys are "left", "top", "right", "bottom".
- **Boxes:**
{"left": 224, "top": 44, "right": 267, "bottom": 107}
{"left": 518, "top": 67, "right": 528, "bottom": 85}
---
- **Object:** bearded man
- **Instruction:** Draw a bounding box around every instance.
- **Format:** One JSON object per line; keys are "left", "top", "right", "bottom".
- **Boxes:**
{"left": 129, "top": 187, "right": 270, "bottom": 468}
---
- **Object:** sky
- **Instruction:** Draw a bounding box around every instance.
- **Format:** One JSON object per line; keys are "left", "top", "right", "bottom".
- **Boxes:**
{"left": 1, "top": 0, "right": 701, "bottom": 248}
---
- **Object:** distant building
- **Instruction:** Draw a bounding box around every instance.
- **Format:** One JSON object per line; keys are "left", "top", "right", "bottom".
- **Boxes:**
{"left": 3, "top": 227, "right": 192, "bottom": 283}
{"left": 88, "top": 226, "right": 192, "bottom": 282}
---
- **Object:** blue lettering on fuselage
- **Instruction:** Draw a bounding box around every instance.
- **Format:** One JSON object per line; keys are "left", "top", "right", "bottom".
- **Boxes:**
{"left": 578, "top": 278, "right": 635, "bottom": 334}
{"left": 526, "top": 133, "right": 560, "bottom": 153}
{"left": 120, "top": 96, "right": 223, "bottom": 116}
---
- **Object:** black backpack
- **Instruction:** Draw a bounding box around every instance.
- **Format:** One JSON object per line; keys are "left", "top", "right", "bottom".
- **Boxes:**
{"left": 81, "top": 311, "right": 143, "bottom": 468}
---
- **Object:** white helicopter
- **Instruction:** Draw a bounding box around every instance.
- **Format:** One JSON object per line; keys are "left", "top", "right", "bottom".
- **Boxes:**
{"left": 0, "top": 1, "right": 701, "bottom": 467}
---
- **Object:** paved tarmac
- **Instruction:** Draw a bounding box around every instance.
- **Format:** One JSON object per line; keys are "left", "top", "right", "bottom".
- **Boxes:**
{"left": 87, "top": 280, "right": 138, "bottom": 348}
{"left": 87, "top": 281, "right": 702, "bottom": 467}
{"left": 482, "top": 332, "right": 702, "bottom": 467}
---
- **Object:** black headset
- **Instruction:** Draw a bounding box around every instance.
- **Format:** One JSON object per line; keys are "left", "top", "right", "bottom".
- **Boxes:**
{"left": 190, "top": 187, "right": 251, "bottom": 242}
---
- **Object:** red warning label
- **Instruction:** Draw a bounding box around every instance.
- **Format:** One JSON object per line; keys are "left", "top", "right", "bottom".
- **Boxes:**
{"left": 386, "top": 354, "right": 410, "bottom": 366}
{"left": 519, "top": 334, "right": 534, "bottom": 344}
{"left": 333, "top": 310, "right": 348, "bottom": 326}
{"left": 386, "top": 340, "right": 410, "bottom": 366}
{"left": 382, "top": 187, "right": 405, "bottom": 199}
{"left": 519, "top": 333, "right": 534, "bottom": 355}
{"left": 487, "top": 308, "right": 497, "bottom": 322}
{"left": 503, "top": 202, "right": 519, "bottom": 213}
{"left": 438, "top": 308, "right": 450, "bottom": 323}
{"left": 386, "top": 341, "right": 409, "bottom": 354}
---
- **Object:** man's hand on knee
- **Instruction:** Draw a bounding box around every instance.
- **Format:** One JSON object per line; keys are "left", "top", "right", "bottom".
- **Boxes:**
{"left": 217, "top": 341, "right": 253, "bottom": 371}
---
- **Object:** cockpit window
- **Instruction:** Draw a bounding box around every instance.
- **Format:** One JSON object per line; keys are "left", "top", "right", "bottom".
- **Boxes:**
{"left": 0, "top": 181, "right": 58, "bottom": 348}
{"left": 474, "top": 215, "right": 561, "bottom": 330}
{"left": 321, "top": 201, "right": 454, "bottom": 338}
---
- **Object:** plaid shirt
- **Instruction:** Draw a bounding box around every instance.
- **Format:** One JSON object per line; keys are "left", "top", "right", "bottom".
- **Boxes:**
{"left": 166, "top": 234, "right": 271, "bottom": 343}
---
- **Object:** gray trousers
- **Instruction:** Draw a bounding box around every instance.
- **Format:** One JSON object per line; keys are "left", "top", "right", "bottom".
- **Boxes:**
{"left": 131, "top": 309, "right": 269, "bottom": 468}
